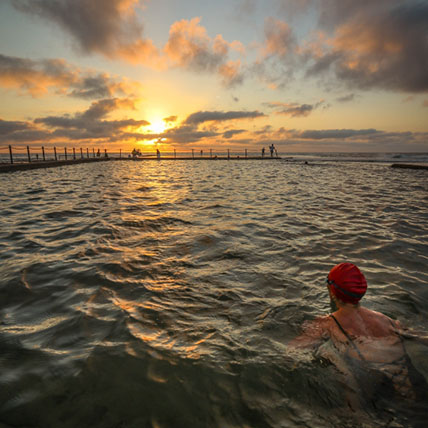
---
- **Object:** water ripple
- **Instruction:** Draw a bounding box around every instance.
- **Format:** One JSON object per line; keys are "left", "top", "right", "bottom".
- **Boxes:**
{"left": 1, "top": 160, "right": 427, "bottom": 426}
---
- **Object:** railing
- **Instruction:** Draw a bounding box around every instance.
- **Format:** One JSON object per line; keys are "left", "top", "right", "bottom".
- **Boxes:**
{"left": 0, "top": 145, "right": 111, "bottom": 164}
{"left": 0, "top": 145, "right": 280, "bottom": 165}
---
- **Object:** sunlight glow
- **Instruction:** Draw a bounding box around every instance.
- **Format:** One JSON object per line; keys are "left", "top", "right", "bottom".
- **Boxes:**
{"left": 149, "top": 119, "right": 167, "bottom": 134}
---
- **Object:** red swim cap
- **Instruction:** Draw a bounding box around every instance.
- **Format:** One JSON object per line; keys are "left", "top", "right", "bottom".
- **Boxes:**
{"left": 327, "top": 263, "right": 367, "bottom": 304}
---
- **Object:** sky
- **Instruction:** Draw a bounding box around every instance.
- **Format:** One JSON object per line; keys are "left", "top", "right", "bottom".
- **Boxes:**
{"left": 0, "top": 0, "right": 427, "bottom": 153}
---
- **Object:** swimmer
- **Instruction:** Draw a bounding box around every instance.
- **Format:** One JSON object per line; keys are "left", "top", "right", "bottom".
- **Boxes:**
{"left": 290, "top": 262, "right": 428, "bottom": 413}
{"left": 291, "top": 263, "right": 403, "bottom": 360}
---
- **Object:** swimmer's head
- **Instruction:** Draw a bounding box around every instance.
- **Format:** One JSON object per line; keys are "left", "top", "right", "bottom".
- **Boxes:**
{"left": 327, "top": 263, "right": 367, "bottom": 305}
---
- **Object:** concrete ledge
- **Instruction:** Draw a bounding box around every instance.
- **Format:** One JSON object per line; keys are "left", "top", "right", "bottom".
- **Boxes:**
{"left": 1, "top": 156, "right": 282, "bottom": 173}
{"left": 114, "top": 157, "right": 282, "bottom": 161}
{"left": 0, "top": 158, "right": 111, "bottom": 173}
{"left": 391, "top": 163, "right": 428, "bottom": 170}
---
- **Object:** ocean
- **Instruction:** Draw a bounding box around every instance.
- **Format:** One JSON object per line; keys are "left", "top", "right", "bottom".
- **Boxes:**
{"left": 1, "top": 154, "right": 427, "bottom": 427}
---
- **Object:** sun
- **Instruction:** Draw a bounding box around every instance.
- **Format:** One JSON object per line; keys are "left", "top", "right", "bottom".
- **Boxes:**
{"left": 149, "top": 119, "right": 166, "bottom": 134}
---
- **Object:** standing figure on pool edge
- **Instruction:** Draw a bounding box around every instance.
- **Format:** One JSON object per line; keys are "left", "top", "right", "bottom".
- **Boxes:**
{"left": 290, "top": 262, "right": 428, "bottom": 414}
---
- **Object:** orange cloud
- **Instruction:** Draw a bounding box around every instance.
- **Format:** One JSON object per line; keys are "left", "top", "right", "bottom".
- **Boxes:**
{"left": 0, "top": 56, "right": 72, "bottom": 97}
{"left": 0, "top": 54, "right": 142, "bottom": 99}
{"left": 218, "top": 60, "right": 244, "bottom": 87}
{"left": 116, "top": 39, "right": 166, "bottom": 69}
{"left": 263, "top": 17, "right": 295, "bottom": 58}
{"left": 165, "top": 17, "right": 222, "bottom": 71}
{"left": 164, "top": 17, "right": 245, "bottom": 86}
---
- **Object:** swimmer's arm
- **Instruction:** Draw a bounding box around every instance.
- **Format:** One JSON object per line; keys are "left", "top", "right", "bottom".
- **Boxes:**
{"left": 288, "top": 316, "right": 331, "bottom": 349}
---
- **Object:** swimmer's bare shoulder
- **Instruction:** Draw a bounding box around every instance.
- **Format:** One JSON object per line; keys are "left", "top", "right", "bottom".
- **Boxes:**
{"left": 289, "top": 315, "right": 334, "bottom": 349}
{"left": 358, "top": 307, "right": 401, "bottom": 336}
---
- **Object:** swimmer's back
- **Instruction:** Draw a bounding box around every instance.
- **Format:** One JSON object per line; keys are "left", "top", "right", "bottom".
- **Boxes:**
{"left": 331, "top": 307, "right": 399, "bottom": 339}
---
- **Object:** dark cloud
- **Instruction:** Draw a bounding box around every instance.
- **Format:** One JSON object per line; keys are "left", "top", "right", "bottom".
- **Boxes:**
{"left": 163, "top": 115, "right": 177, "bottom": 123}
{"left": 69, "top": 74, "right": 125, "bottom": 99}
{"left": 254, "top": 124, "right": 428, "bottom": 151}
{"left": 222, "top": 129, "right": 246, "bottom": 139}
{"left": 33, "top": 98, "right": 149, "bottom": 141}
{"left": 269, "top": 1, "right": 428, "bottom": 94}
{"left": 266, "top": 100, "right": 324, "bottom": 117}
{"left": 81, "top": 98, "right": 135, "bottom": 120}
{"left": 305, "top": 0, "right": 428, "bottom": 93}
{"left": 0, "top": 54, "right": 134, "bottom": 98}
{"left": 36, "top": 98, "right": 137, "bottom": 127}
{"left": 162, "top": 125, "right": 219, "bottom": 144}
{"left": 11, "top": 0, "right": 141, "bottom": 53}
{"left": 184, "top": 110, "right": 265, "bottom": 125}
{"left": 234, "top": 0, "right": 257, "bottom": 18}
{"left": 0, "top": 118, "right": 50, "bottom": 142}
{"left": 10, "top": 0, "right": 160, "bottom": 64}
{"left": 254, "top": 125, "right": 273, "bottom": 135}
{"left": 0, "top": 118, "right": 32, "bottom": 135}
{"left": 297, "top": 129, "right": 379, "bottom": 140}
{"left": 336, "top": 94, "right": 355, "bottom": 103}
{"left": 157, "top": 110, "right": 261, "bottom": 144}
{"left": 251, "top": 16, "right": 299, "bottom": 89}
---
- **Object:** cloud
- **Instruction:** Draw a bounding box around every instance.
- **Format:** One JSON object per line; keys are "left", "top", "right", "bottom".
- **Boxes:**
{"left": 162, "top": 124, "right": 219, "bottom": 144}
{"left": 262, "top": 17, "right": 295, "bottom": 58}
{"left": 251, "top": 17, "right": 298, "bottom": 89}
{"left": 0, "top": 118, "right": 51, "bottom": 142}
{"left": 164, "top": 17, "right": 245, "bottom": 86}
{"left": 222, "top": 129, "right": 246, "bottom": 139}
{"left": 153, "top": 109, "right": 264, "bottom": 145}
{"left": 69, "top": 74, "right": 132, "bottom": 99}
{"left": 0, "top": 54, "right": 138, "bottom": 98}
{"left": 10, "top": 3, "right": 244, "bottom": 82}
{"left": 305, "top": 0, "right": 428, "bottom": 93}
{"left": 0, "top": 118, "right": 32, "bottom": 135}
{"left": 32, "top": 98, "right": 149, "bottom": 142}
{"left": 0, "top": 54, "right": 72, "bottom": 97}
{"left": 218, "top": 60, "right": 244, "bottom": 86}
{"left": 10, "top": 0, "right": 162, "bottom": 65}
{"left": 81, "top": 98, "right": 136, "bottom": 120}
{"left": 164, "top": 18, "right": 226, "bottom": 71}
{"left": 275, "top": 0, "right": 313, "bottom": 18}
{"left": 1, "top": 104, "right": 259, "bottom": 147}
{"left": 36, "top": 98, "right": 139, "bottom": 124}
{"left": 184, "top": 110, "right": 265, "bottom": 125}
{"left": 252, "top": 124, "right": 428, "bottom": 151}
{"left": 233, "top": 0, "right": 257, "bottom": 18}
{"left": 296, "top": 128, "right": 379, "bottom": 140}
{"left": 163, "top": 115, "right": 177, "bottom": 123}
{"left": 266, "top": 100, "right": 325, "bottom": 117}
{"left": 317, "top": 0, "right": 391, "bottom": 30}
{"left": 336, "top": 93, "right": 355, "bottom": 103}
{"left": 254, "top": 125, "right": 273, "bottom": 135}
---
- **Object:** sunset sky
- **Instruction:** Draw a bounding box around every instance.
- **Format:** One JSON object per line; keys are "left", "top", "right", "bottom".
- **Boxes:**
{"left": 0, "top": 0, "right": 427, "bottom": 152}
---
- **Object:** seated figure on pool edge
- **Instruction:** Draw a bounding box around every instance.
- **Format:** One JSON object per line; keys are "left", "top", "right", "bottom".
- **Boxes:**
{"left": 290, "top": 262, "right": 428, "bottom": 410}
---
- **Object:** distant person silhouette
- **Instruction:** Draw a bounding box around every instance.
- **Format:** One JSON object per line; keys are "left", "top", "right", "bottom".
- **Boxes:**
{"left": 262, "top": 147, "right": 265, "bottom": 158}
{"left": 156, "top": 149, "right": 161, "bottom": 160}
{"left": 269, "top": 144, "right": 275, "bottom": 157}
